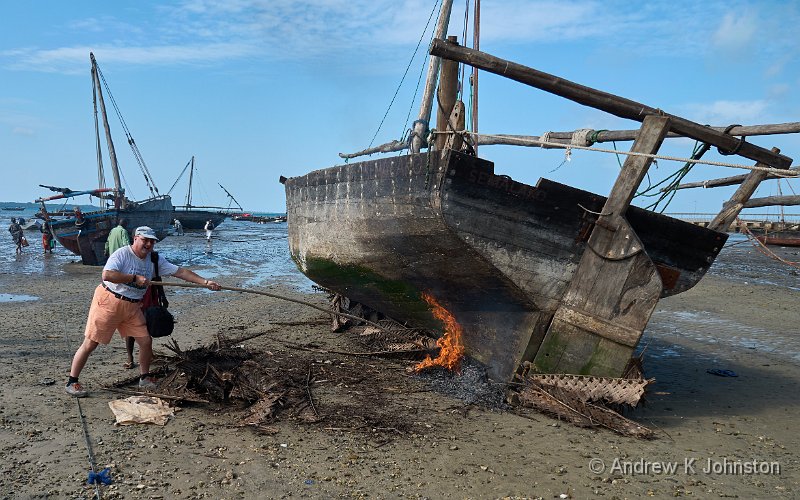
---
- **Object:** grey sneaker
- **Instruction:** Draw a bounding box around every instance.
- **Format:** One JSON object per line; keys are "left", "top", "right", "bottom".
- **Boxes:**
{"left": 138, "top": 377, "right": 158, "bottom": 390}
{"left": 65, "top": 382, "right": 88, "bottom": 398}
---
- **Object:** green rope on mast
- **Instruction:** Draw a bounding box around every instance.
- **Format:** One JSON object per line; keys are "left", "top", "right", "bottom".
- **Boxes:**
{"left": 633, "top": 140, "right": 711, "bottom": 213}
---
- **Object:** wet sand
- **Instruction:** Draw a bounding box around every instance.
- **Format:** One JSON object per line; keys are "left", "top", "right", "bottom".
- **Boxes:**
{"left": 1, "top": 254, "right": 799, "bottom": 499}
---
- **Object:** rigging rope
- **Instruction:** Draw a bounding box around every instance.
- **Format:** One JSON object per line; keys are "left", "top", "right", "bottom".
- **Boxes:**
{"left": 366, "top": 0, "right": 441, "bottom": 151}
{"left": 637, "top": 140, "right": 711, "bottom": 213}
{"left": 95, "top": 64, "right": 160, "bottom": 198}
{"left": 466, "top": 132, "right": 798, "bottom": 176}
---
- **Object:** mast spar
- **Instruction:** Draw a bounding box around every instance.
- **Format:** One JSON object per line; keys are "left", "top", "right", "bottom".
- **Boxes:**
{"left": 91, "top": 52, "right": 124, "bottom": 209}
{"left": 218, "top": 184, "right": 244, "bottom": 211}
{"left": 186, "top": 156, "right": 195, "bottom": 208}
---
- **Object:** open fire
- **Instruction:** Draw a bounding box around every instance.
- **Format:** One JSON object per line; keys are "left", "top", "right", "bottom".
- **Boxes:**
{"left": 414, "top": 292, "right": 465, "bottom": 373}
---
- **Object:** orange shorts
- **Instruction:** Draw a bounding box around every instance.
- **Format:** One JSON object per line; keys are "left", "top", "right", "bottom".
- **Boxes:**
{"left": 84, "top": 285, "right": 149, "bottom": 344}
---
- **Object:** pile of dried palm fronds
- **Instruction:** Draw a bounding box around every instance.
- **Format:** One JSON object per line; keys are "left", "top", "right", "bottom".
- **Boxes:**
{"left": 109, "top": 336, "right": 318, "bottom": 432}
{"left": 513, "top": 359, "right": 655, "bottom": 439}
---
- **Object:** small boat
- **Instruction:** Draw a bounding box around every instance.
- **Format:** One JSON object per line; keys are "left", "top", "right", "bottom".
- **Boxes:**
{"left": 2, "top": 207, "right": 25, "bottom": 211}
{"left": 169, "top": 156, "right": 229, "bottom": 230}
{"left": 35, "top": 53, "right": 174, "bottom": 265}
{"left": 283, "top": 2, "right": 795, "bottom": 382}
{"left": 756, "top": 234, "right": 800, "bottom": 246}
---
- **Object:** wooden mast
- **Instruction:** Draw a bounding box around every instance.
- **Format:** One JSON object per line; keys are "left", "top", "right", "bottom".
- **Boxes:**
{"left": 411, "top": 0, "right": 455, "bottom": 154}
{"left": 435, "top": 36, "right": 460, "bottom": 151}
{"left": 471, "top": 0, "right": 480, "bottom": 155}
{"left": 186, "top": 156, "right": 195, "bottom": 208}
{"left": 90, "top": 53, "right": 125, "bottom": 209}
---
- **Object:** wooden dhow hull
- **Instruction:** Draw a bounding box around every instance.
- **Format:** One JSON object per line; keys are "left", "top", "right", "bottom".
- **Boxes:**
{"left": 285, "top": 151, "right": 727, "bottom": 381}
{"left": 172, "top": 209, "right": 226, "bottom": 230}
{"left": 754, "top": 232, "right": 800, "bottom": 247}
{"left": 50, "top": 196, "right": 174, "bottom": 265}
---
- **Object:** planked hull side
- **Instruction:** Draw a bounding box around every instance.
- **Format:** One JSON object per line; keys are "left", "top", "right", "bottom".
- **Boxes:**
{"left": 51, "top": 196, "right": 174, "bottom": 265}
{"left": 285, "top": 151, "right": 727, "bottom": 379}
{"left": 173, "top": 209, "right": 226, "bottom": 230}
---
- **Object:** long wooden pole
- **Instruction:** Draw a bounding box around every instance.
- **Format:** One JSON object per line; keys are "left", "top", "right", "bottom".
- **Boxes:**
{"left": 471, "top": 0, "right": 480, "bottom": 155}
{"left": 672, "top": 168, "right": 800, "bottom": 191}
{"left": 474, "top": 122, "right": 800, "bottom": 147}
{"left": 429, "top": 39, "right": 792, "bottom": 169}
{"left": 339, "top": 121, "right": 800, "bottom": 160}
{"left": 743, "top": 195, "right": 800, "bottom": 208}
{"left": 91, "top": 53, "right": 123, "bottom": 204}
{"left": 412, "top": 0, "right": 455, "bottom": 153}
{"left": 156, "top": 281, "right": 404, "bottom": 335}
{"left": 708, "top": 148, "right": 779, "bottom": 231}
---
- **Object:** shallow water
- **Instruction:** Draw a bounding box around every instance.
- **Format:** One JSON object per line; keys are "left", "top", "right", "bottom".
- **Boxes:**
{"left": 0, "top": 293, "right": 39, "bottom": 303}
{"left": 0, "top": 212, "right": 314, "bottom": 291}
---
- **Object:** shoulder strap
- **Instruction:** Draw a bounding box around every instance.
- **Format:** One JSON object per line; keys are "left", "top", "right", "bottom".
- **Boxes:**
{"left": 149, "top": 251, "right": 168, "bottom": 308}
{"left": 150, "top": 251, "right": 160, "bottom": 279}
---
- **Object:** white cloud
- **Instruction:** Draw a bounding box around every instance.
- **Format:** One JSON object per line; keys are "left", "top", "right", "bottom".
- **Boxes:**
{"left": 12, "top": 127, "right": 34, "bottom": 136}
{"left": 685, "top": 100, "right": 769, "bottom": 125}
{"left": 712, "top": 12, "right": 757, "bottom": 52}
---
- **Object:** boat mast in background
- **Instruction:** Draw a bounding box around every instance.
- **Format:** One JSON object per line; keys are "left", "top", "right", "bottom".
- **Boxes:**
{"left": 91, "top": 52, "right": 123, "bottom": 209}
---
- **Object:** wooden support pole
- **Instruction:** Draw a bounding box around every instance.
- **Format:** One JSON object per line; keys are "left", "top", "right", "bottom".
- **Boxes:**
{"left": 435, "top": 36, "right": 460, "bottom": 151}
{"left": 742, "top": 194, "right": 800, "bottom": 208}
{"left": 429, "top": 39, "right": 792, "bottom": 169}
{"left": 708, "top": 148, "right": 779, "bottom": 232}
{"left": 672, "top": 171, "right": 799, "bottom": 190}
{"left": 339, "top": 121, "right": 800, "bottom": 160}
{"left": 412, "top": 0, "right": 455, "bottom": 154}
{"left": 533, "top": 116, "right": 671, "bottom": 377}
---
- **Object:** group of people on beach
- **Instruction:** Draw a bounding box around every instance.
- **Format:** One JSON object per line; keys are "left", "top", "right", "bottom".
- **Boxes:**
{"left": 7, "top": 217, "right": 55, "bottom": 254}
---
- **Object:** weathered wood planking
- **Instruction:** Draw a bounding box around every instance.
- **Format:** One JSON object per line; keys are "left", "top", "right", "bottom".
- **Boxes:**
{"left": 286, "top": 148, "right": 726, "bottom": 380}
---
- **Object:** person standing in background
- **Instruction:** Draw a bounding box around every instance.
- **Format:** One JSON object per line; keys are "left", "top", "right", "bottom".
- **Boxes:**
{"left": 8, "top": 218, "right": 23, "bottom": 254}
{"left": 173, "top": 219, "right": 184, "bottom": 236}
{"left": 204, "top": 220, "right": 214, "bottom": 241}
{"left": 105, "top": 218, "right": 130, "bottom": 257}
{"left": 41, "top": 221, "right": 54, "bottom": 254}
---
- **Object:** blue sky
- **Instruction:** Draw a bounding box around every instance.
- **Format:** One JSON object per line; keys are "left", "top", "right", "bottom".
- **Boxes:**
{"left": 1, "top": 0, "right": 799, "bottom": 214}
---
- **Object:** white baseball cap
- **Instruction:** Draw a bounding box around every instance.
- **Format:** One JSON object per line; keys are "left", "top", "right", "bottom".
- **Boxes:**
{"left": 134, "top": 226, "right": 159, "bottom": 240}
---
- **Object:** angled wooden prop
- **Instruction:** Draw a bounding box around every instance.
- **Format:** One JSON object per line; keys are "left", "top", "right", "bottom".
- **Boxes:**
{"left": 534, "top": 115, "right": 670, "bottom": 376}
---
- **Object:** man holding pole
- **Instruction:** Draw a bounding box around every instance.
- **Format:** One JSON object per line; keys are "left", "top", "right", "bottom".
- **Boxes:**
{"left": 65, "top": 226, "right": 222, "bottom": 397}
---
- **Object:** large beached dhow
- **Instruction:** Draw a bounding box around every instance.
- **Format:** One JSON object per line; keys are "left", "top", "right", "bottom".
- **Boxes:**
{"left": 284, "top": 4, "right": 796, "bottom": 382}
{"left": 35, "top": 53, "right": 173, "bottom": 265}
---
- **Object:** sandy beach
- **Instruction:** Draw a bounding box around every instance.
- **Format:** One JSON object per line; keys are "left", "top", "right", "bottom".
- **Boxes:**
{"left": 1, "top": 244, "right": 799, "bottom": 499}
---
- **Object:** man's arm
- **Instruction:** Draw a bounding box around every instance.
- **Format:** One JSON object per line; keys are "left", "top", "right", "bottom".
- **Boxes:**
{"left": 172, "top": 267, "right": 222, "bottom": 291}
{"left": 102, "top": 269, "right": 147, "bottom": 288}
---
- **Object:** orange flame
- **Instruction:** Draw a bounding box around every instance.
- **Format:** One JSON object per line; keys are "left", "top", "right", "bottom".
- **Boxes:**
{"left": 414, "top": 292, "right": 464, "bottom": 373}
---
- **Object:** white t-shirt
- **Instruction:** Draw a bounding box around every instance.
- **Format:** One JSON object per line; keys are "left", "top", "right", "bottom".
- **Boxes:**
{"left": 103, "top": 246, "right": 179, "bottom": 300}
